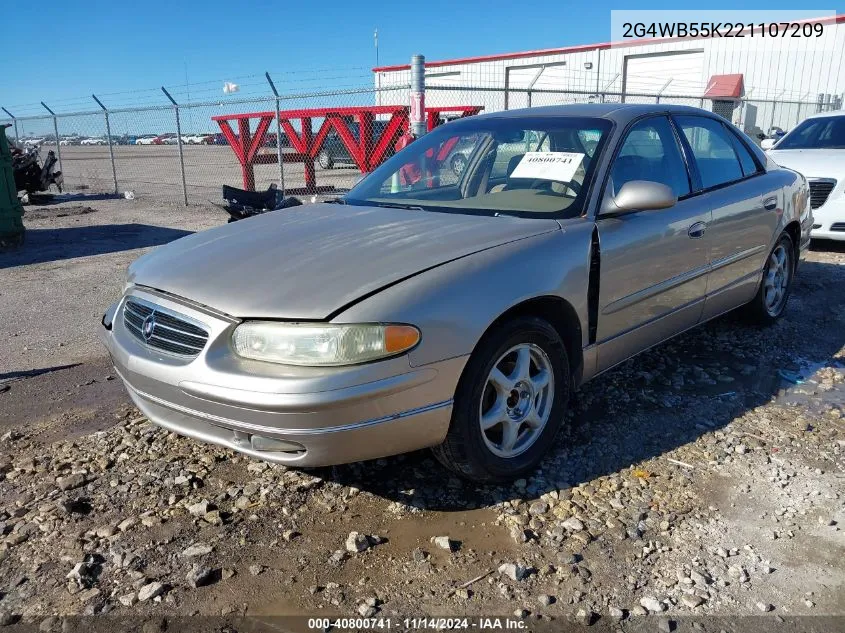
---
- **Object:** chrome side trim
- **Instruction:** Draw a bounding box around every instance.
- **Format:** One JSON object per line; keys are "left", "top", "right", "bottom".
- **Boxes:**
{"left": 115, "top": 365, "right": 452, "bottom": 437}
{"left": 601, "top": 263, "right": 710, "bottom": 316}
{"left": 596, "top": 296, "right": 703, "bottom": 345}
{"left": 709, "top": 244, "right": 766, "bottom": 273}
{"left": 601, "top": 244, "right": 766, "bottom": 317}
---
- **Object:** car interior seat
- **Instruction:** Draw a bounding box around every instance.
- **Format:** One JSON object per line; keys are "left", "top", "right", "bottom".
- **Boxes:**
{"left": 489, "top": 154, "right": 525, "bottom": 193}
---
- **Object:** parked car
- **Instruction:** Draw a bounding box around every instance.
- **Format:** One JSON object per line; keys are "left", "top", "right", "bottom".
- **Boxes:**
{"left": 80, "top": 137, "right": 106, "bottom": 146}
{"left": 263, "top": 132, "right": 289, "bottom": 148}
{"left": 135, "top": 135, "right": 159, "bottom": 145}
{"left": 210, "top": 133, "right": 230, "bottom": 146}
{"left": 184, "top": 134, "right": 214, "bottom": 145}
{"left": 159, "top": 134, "right": 180, "bottom": 145}
{"left": 316, "top": 120, "right": 390, "bottom": 169}
{"left": 101, "top": 104, "right": 811, "bottom": 482}
{"left": 111, "top": 135, "right": 136, "bottom": 146}
{"left": 763, "top": 110, "right": 845, "bottom": 241}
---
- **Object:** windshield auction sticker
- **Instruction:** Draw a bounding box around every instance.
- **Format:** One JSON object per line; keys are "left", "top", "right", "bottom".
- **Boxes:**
{"left": 509, "top": 152, "right": 585, "bottom": 183}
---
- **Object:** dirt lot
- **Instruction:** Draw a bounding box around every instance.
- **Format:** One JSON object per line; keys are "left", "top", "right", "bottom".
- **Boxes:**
{"left": 0, "top": 197, "right": 843, "bottom": 632}
{"left": 37, "top": 144, "right": 362, "bottom": 206}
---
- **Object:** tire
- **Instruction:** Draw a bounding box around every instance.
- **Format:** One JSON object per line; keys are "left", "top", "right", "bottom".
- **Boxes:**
{"left": 432, "top": 317, "right": 570, "bottom": 483}
{"left": 744, "top": 232, "right": 795, "bottom": 325}
{"left": 317, "top": 150, "right": 333, "bottom": 170}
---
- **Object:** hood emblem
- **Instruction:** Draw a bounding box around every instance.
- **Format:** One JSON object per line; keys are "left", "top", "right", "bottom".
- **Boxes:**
{"left": 141, "top": 312, "right": 156, "bottom": 341}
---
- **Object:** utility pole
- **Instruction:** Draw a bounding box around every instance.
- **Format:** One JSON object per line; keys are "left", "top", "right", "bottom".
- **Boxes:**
{"left": 374, "top": 29, "right": 380, "bottom": 101}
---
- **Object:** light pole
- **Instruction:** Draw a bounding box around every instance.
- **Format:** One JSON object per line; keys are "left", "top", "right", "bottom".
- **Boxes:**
{"left": 374, "top": 29, "right": 380, "bottom": 91}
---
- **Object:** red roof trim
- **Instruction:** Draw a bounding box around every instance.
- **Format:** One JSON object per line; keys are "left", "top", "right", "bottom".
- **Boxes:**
{"left": 373, "top": 14, "right": 845, "bottom": 72}
{"left": 703, "top": 74, "right": 744, "bottom": 99}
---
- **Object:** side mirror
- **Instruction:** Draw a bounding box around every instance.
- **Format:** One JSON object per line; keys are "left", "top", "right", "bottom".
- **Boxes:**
{"left": 760, "top": 138, "right": 777, "bottom": 150}
{"left": 604, "top": 180, "right": 676, "bottom": 214}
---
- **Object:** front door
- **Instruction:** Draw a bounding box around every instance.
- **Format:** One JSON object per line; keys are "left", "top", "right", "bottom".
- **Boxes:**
{"left": 595, "top": 115, "right": 712, "bottom": 372}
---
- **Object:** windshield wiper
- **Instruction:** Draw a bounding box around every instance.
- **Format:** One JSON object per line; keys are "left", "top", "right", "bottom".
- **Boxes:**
{"left": 324, "top": 197, "right": 346, "bottom": 204}
{"left": 371, "top": 201, "right": 424, "bottom": 210}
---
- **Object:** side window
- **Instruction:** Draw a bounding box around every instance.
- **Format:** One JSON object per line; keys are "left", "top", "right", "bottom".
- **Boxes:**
{"left": 577, "top": 129, "right": 603, "bottom": 158}
{"left": 610, "top": 116, "right": 690, "bottom": 199}
{"left": 675, "top": 116, "right": 744, "bottom": 189}
{"left": 724, "top": 124, "right": 761, "bottom": 177}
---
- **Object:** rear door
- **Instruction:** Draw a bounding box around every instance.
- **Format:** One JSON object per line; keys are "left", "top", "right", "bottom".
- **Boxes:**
{"left": 595, "top": 115, "right": 712, "bottom": 372}
{"left": 673, "top": 115, "right": 779, "bottom": 320}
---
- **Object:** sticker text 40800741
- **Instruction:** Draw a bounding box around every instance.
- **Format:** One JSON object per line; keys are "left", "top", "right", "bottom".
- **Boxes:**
{"left": 621, "top": 22, "right": 824, "bottom": 39}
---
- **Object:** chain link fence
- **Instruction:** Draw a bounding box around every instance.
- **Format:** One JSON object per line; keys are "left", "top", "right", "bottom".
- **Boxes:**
{"left": 3, "top": 75, "right": 840, "bottom": 206}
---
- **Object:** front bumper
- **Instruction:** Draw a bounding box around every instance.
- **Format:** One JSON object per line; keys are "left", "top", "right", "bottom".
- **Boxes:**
{"left": 101, "top": 287, "right": 465, "bottom": 466}
{"left": 809, "top": 191, "right": 845, "bottom": 242}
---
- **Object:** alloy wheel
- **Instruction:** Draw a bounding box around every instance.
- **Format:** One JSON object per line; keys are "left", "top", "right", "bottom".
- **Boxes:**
{"left": 763, "top": 243, "right": 791, "bottom": 317}
{"left": 478, "top": 343, "right": 555, "bottom": 458}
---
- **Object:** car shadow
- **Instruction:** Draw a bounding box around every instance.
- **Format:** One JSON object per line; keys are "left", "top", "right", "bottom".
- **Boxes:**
{"left": 810, "top": 239, "right": 845, "bottom": 254}
{"left": 0, "top": 363, "right": 81, "bottom": 384}
{"left": 316, "top": 257, "right": 845, "bottom": 511}
{"left": 0, "top": 224, "right": 192, "bottom": 268}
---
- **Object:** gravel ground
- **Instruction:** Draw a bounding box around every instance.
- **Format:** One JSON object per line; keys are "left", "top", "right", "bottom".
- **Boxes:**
{"left": 30, "top": 144, "right": 363, "bottom": 206}
{"left": 0, "top": 197, "right": 844, "bottom": 631}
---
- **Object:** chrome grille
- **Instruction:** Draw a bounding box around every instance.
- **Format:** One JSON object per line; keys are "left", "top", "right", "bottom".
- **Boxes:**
{"left": 808, "top": 179, "right": 836, "bottom": 209}
{"left": 831, "top": 223, "right": 845, "bottom": 232}
{"left": 123, "top": 299, "right": 209, "bottom": 357}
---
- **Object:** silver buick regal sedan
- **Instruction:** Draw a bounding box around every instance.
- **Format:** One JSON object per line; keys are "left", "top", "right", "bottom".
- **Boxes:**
{"left": 101, "top": 104, "right": 812, "bottom": 482}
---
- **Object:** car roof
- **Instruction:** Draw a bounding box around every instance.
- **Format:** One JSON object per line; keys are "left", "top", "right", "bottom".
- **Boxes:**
{"left": 469, "top": 103, "right": 718, "bottom": 125}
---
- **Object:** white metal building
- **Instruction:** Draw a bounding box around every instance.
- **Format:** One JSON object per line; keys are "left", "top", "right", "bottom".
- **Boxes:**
{"left": 374, "top": 15, "right": 845, "bottom": 137}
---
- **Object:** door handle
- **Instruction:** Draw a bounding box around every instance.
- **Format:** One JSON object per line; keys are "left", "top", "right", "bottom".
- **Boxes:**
{"left": 688, "top": 221, "right": 707, "bottom": 239}
{"left": 763, "top": 196, "right": 778, "bottom": 211}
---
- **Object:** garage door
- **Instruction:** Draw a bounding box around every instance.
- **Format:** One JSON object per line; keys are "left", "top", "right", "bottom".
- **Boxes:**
{"left": 623, "top": 51, "right": 705, "bottom": 99}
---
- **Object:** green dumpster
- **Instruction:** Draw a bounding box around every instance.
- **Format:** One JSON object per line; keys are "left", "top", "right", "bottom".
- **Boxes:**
{"left": 0, "top": 125, "right": 25, "bottom": 248}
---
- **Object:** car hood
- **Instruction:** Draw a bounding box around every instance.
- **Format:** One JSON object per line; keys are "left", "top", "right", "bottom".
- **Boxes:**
{"left": 128, "top": 203, "right": 559, "bottom": 319}
{"left": 767, "top": 149, "right": 845, "bottom": 179}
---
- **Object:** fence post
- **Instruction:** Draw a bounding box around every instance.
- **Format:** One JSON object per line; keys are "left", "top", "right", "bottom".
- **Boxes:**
{"left": 40, "top": 102, "right": 63, "bottom": 175}
{"left": 504, "top": 68, "right": 510, "bottom": 110}
{"left": 1, "top": 108, "right": 18, "bottom": 145}
{"left": 265, "top": 72, "right": 286, "bottom": 198}
{"left": 161, "top": 88, "right": 188, "bottom": 206}
{"left": 768, "top": 91, "right": 785, "bottom": 133}
{"left": 91, "top": 95, "right": 118, "bottom": 196}
{"left": 656, "top": 79, "right": 673, "bottom": 104}
{"left": 410, "top": 54, "right": 426, "bottom": 138}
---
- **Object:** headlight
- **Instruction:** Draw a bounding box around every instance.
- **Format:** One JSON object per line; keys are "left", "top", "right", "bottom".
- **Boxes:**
{"left": 231, "top": 322, "right": 420, "bottom": 366}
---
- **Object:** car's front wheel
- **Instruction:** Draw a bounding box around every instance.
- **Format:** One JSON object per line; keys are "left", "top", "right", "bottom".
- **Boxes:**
{"left": 432, "top": 317, "right": 570, "bottom": 483}
{"left": 744, "top": 232, "right": 795, "bottom": 325}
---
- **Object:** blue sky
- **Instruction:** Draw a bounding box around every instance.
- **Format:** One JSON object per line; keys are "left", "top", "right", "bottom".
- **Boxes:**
{"left": 2, "top": 0, "right": 841, "bottom": 117}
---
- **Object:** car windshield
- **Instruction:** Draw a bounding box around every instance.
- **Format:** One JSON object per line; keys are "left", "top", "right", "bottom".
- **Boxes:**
{"left": 776, "top": 116, "right": 845, "bottom": 150}
{"left": 345, "top": 116, "right": 612, "bottom": 217}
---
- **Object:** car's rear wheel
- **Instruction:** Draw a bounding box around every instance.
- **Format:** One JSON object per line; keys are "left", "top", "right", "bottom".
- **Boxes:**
{"left": 318, "top": 150, "right": 333, "bottom": 169}
{"left": 432, "top": 317, "right": 569, "bottom": 483}
{"left": 744, "top": 232, "right": 795, "bottom": 325}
